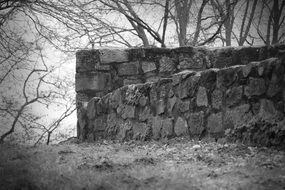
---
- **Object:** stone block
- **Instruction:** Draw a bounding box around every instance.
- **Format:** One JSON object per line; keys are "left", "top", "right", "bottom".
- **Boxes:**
{"left": 167, "top": 96, "right": 177, "bottom": 113}
{"left": 99, "top": 49, "right": 129, "bottom": 64}
{"left": 110, "top": 89, "right": 122, "bottom": 109}
{"left": 211, "top": 89, "right": 223, "bottom": 109}
{"left": 212, "top": 47, "right": 234, "bottom": 68}
{"left": 120, "top": 105, "right": 136, "bottom": 119}
{"left": 76, "top": 50, "right": 99, "bottom": 72}
{"left": 174, "top": 117, "right": 188, "bottom": 136}
{"left": 152, "top": 116, "right": 162, "bottom": 140}
{"left": 133, "top": 122, "right": 150, "bottom": 140}
{"left": 244, "top": 77, "right": 266, "bottom": 96}
{"left": 117, "top": 120, "right": 133, "bottom": 141}
{"left": 177, "top": 73, "right": 200, "bottom": 99}
{"left": 117, "top": 62, "right": 139, "bottom": 76}
{"left": 207, "top": 112, "right": 223, "bottom": 134}
{"left": 139, "top": 95, "right": 148, "bottom": 106}
{"left": 139, "top": 107, "right": 151, "bottom": 122}
{"left": 216, "top": 66, "right": 241, "bottom": 89}
{"left": 224, "top": 104, "right": 252, "bottom": 130}
{"left": 178, "top": 52, "right": 204, "bottom": 70}
{"left": 178, "top": 100, "right": 190, "bottom": 113}
{"left": 159, "top": 56, "right": 175, "bottom": 73}
{"left": 225, "top": 86, "right": 243, "bottom": 107}
{"left": 196, "top": 86, "right": 208, "bottom": 107}
{"left": 188, "top": 111, "right": 204, "bottom": 135}
{"left": 123, "top": 78, "right": 142, "bottom": 86}
{"left": 157, "top": 99, "right": 165, "bottom": 115}
{"left": 258, "top": 99, "right": 279, "bottom": 119}
{"left": 142, "top": 61, "right": 157, "bottom": 73}
{"left": 75, "top": 72, "right": 110, "bottom": 92}
{"left": 161, "top": 118, "right": 174, "bottom": 138}
{"left": 87, "top": 97, "right": 100, "bottom": 119}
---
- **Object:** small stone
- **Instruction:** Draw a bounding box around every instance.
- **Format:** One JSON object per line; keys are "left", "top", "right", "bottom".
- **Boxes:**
{"left": 161, "top": 118, "right": 174, "bottom": 138}
{"left": 133, "top": 122, "right": 149, "bottom": 140}
{"left": 258, "top": 99, "right": 279, "bottom": 119}
{"left": 167, "top": 96, "right": 177, "bottom": 113}
{"left": 157, "top": 99, "right": 165, "bottom": 115}
{"left": 196, "top": 86, "right": 208, "bottom": 107}
{"left": 242, "top": 64, "right": 252, "bottom": 77}
{"left": 192, "top": 145, "right": 201, "bottom": 150}
{"left": 188, "top": 111, "right": 204, "bottom": 135}
{"left": 225, "top": 86, "right": 243, "bottom": 107}
{"left": 121, "top": 105, "right": 135, "bottom": 119}
{"left": 224, "top": 104, "right": 252, "bottom": 130}
{"left": 178, "top": 100, "right": 190, "bottom": 113}
{"left": 139, "top": 96, "right": 148, "bottom": 106}
{"left": 139, "top": 107, "right": 151, "bottom": 122}
{"left": 244, "top": 77, "right": 266, "bottom": 96}
{"left": 141, "top": 61, "right": 157, "bottom": 73}
{"left": 212, "top": 89, "right": 223, "bottom": 109}
{"left": 117, "top": 120, "right": 133, "bottom": 141}
{"left": 174, "top": 117, "right": 188, "bottom": 136}
{"left": 123, "top": 78, "right": 142, "bottom": 86}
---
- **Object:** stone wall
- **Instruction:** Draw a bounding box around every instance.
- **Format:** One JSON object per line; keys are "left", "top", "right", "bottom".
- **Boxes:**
{"left": 76, "top": 45, "right": 285, "bottom": 142}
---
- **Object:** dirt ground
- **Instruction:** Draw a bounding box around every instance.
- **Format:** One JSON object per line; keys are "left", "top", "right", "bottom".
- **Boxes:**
{"left": 0, "top": 138, "right": 285, "bottom": 190}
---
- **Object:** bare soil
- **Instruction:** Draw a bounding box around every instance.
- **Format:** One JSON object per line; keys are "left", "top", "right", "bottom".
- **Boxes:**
{"left": 0, "top": 138, "right": 284, "bottom": 190}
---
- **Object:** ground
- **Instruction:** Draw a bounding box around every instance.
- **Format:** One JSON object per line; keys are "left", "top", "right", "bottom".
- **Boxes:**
{"left": 0, "top": 138, "right": 285, "bottom": 190}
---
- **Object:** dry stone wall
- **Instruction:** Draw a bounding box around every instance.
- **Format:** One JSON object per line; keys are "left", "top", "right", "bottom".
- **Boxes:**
{"left": 76, "top": 45, "right": 285, "bottom": 142}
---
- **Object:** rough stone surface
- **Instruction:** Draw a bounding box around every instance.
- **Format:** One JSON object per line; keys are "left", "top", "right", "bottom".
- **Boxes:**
{"left": 174, "top": 117, "right": 188, "bottom": 136}
{"left": 159, "top": 56, "right": 175, "bottom": 73}
{"left": 196, "top": 86, "right": 208, "bottom": 107}
{"left": 133, "top": 122, "right": 149, "bottom": 140}
{"left": 161, "top": 118, "right": 174, "bottom": 138}
{"left": 212, "top": 89, "right": 223, "bottom": 109}
{"left": 120, "top": 105, "right": 136, "bottom": 119}
{"left": 244, "top": 77, "right": 266, "bottom": 96}
{"left": 224, "top": 104, "right": 252, "bottom": 130}
{"left": 207, "top": 112, "right": 223, "bottom": 134}
{"left": 117, "top": 62, "right": 139, "bottom": 76}
{"left": 99, "top": 49, "right": 128, "bottom": 64}
{"left": 142, "top": 61, "right": 157, "bottom": 73}
{"left": 188, "top": 111, "right": 204, "bottom": 135}
{"left": 225, "top": 86, "right": 243, "bottom": 107}
{"left": 75, "top": 72, "right": 110, "bottom": 92}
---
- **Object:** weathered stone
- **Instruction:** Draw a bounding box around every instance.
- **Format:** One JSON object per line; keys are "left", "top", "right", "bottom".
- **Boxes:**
{"left": 196, "top": 86, "right": 208, "bottom": 107}
{"left": 207, "top": 112, "right": 223, "bottom": 134}
{"left": 178, "top": 100, "right": 190, "bottom": 113}
{"left": 217, "top": 66, "right": 243, "bottom": 89}
{"left": 117, "top": 120, "right": 133, "bottom": 141}
{"left": 139, "top": 107, "right": 151, "bottom": 122}
{"left": 133, "top": 122, "right": 149, "bottom": 140}
{"left": 213, "top": 47, "right": 234, "bottom": 68}
{"left": 117, "top": 62, "right": 139, "bottom": 76}
{"left": 224, "top": 104, "right": 252, "bottom": 130}
{"left": 177, "top": 73, "right": 200, "bottom": 99}
{"left": 75, "top": 72, "right": 110, "bottom": 92}
{"left": 152, "top": 116, "right": 162, "bottom": 140}
{"left": 225, "top": 86, "right": 243, "bottom": 107}
{"left": 94, "top": 64, "right": 111, "bottom": 71}
{"left": 110, "top": 89, "right": 122, "bottom": 109}
{"left": 86, "top": 97, "right": 101, "bottom": 119}
{"left": 141, "top": 61, "right": 157, "bottom": 73}
{"left": 99, "top": 49, "right": 128, "bottom": 64}
{"left": 123, "top": 78, "right": 142, "bottom": 86}
{"left": 174, "top": 117, "right": 188, "bottom": 136}
{"left": 159, "top": 56, "right": 175, "bottom": 73}
{"left": 188, "top": 111, "right": 204, "bottom": 135}
{"left": 242, "top": 63, "right": 253, "bottom": 77}
{"left": 212, "top": 89, "right": 223, "bottom": 109}
{"left": 76, "top": 50, "right": 99, "bottom": 72}
{"left": 161, "top": 118, "right": 174, "bottom": 138}
{"left": 178, "top": 52, "right": 204, "bottom": 70}
{"left": 121, "top": 105, "right": 136, "bottom": 119}
{"left": 157, "top": 99, "right": 165, "bottom": 115}
{"left": 167, "top": 96, "right": 177, "bottom": 113}
{"left": 139, "top": 95, "right": 148, "bottom": 106}
{"left": 146, "top": 76, "right": 160, "bottom": 83}
{"left": 244, "top": 77, "right": 266, "bottom": 96}
{"left": 93, "top": 115, "right": 107, "bottom": 131}
{"left": 267, "top": 83, "right": 281, "bottom": 97}
{"left": 258, "top": 99, "right": 279, "bottom": 119}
